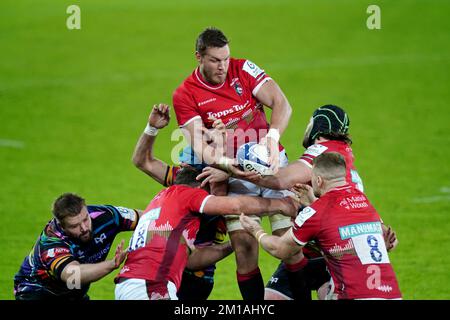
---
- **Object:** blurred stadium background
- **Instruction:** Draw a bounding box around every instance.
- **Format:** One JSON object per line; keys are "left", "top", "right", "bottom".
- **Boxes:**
{"left": 0, "top": 0, "right": 449, "bottom": 299}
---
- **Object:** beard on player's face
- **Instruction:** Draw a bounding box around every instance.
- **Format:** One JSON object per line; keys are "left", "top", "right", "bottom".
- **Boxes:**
{"left": 61, "top": 208, "right": 93, "bottom": 243}
{"left": 198, "top": 46, "right": 230, "bottom": 85}
{"left": 202, "top": 65, "right": 224, "bottom": 85}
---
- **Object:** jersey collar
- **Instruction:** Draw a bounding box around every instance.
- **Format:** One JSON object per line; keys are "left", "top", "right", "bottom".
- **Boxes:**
{"left": 194, "top": 67, "right": 226, "bottom": 90}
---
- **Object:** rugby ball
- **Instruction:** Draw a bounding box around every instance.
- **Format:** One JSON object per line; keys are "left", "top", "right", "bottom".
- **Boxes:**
{"left": 236, "top": 142, "right": 273, "bottom": 175}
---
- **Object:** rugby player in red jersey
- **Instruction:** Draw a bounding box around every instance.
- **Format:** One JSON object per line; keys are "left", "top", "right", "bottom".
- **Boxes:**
{"left": 199, "top": 104, "right": 398, "bottom": 300}
{"left": 240, "top": 153, "right": 402, "bottom": 300}
{"left": 131, "top": 103, "right": 233, "bottom": 300}
{"left": 114, "top": 166, "right": 299, "bottom": 300}
{"left": 172, "top": 27, "right": 293, "bottom": 300}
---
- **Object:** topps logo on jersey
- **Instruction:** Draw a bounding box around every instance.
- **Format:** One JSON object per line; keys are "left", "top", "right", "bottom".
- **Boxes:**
{"left": 243, "top": 60, "right": 264, "bottom": 79}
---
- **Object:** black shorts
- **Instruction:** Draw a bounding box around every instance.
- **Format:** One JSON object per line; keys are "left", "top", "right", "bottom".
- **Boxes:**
{"left": 15, "top": 289, "right": 89, "bottom": 301}
{"left": 177, "top": 270, "right": 214, "bottom": 300}
{"left": 265, "top": 258, "right": 331, "bottom": 300}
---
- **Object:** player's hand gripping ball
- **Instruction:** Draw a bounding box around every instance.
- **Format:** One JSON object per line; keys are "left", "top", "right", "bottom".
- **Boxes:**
{"left": 237, "top": 142, "right": 274, "bottom": 176}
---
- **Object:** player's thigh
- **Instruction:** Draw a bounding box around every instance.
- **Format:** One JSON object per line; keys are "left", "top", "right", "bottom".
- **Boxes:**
{"left": 229, "top": 230, "right": 259, "bottom": 256}
{"left": 265, "top": 262, "right": 293, "bottom": 300}
{"left": 262, "top": 187, "right": 293, "bottom": 233}
{"left": 305, "top": 257, "right": 331, "bottom": 290}
{"left": 226, "top": 178, "right": 261, "bottom": 232}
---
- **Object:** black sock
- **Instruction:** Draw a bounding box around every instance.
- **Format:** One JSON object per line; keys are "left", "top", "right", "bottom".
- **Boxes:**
{"left": 285, "top": 258, "right": 312, "bottom": 300}
{"left": 237, "top": 267, "right": 264, "bottom": 300}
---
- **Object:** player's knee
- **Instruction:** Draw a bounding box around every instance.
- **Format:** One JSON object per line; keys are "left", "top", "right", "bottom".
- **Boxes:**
{"left": 264, "top": 288, "right": 292, "bottom": 301}
{"left": 230, "top": 231, "right": 258, "bottom": 254}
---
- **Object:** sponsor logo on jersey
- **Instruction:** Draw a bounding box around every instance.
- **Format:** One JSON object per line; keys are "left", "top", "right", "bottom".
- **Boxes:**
{"left": 206, "top": 101, "right": 249, "bottom": 119}
{"left": 120, "top": 266, "right": 130, "bottom": 274}
{"left": 341, "top": 195, "right": 369, "bottom": 210}
{"left": 304, "top": 144, "right": 328, "bottom": 157}
{"left": 198, "top": 97, "right": 217, "bottom": 107}
{"left": 294, "top": 206, "right": 317, "bottom": 227}
{"left": 339, "top": 222, "right": 382, "bottom": 240}
{"left": 329, "top": 239, "right": 356, "bottom": 259}
{"left": 144, "top": 207, "right": 161, "bottom": 220}
{"left": 243, "top": 60, "right": 264, "bottom": 79}
{"left": 230, "top": 77, "right": 243, "bottom": 96}
{"left": 117, "top": 207, "right": 136, "bottom": 221}
{"left": 94, "top": 233, "right": 107, "bottom": 244}
{"left": 46, "top": 247, "right": 70, "bottom": 258}
{"left": 47, "top": 248, "right": 55, "bottom": 258}
{"left": 339, "top": 198, "right": 350, "bottom": 210}
{"left": 85, "top": 245, "right": 111, "bottom": 263}
{"left": 234, "top": 82, "right": 243, "bottom": 96}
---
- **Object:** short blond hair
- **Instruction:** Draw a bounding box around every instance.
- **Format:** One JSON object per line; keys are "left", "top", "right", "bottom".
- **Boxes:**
{"left": 312, "top": 152, "right": 346, "bottom": 181}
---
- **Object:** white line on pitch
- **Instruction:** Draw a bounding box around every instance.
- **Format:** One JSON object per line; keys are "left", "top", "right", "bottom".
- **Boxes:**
{"left": 413, "top": 187, "right": 450, "bottom": 203}
{"left": 412, "top": 195, "right": 450, "bottom": 203}
{"left": 0, "top": 139, "right": 25, "bottom": 149}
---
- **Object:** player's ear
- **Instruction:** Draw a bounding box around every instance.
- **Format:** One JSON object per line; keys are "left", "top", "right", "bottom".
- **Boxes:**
{"left": 195, "top": 51, "right": 202, "bottom": 63}
{"left": 317, "top": 175, "right": 324, "bottom": 188}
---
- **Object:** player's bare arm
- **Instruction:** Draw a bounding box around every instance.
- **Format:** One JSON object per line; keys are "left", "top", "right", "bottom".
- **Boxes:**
{"left": 60, "top": 240, "right": 127, "bottom": 286}
{"left": 228, "top": 159, "right": 312, "bottom": 190}
{"left": 202, "top": 195, "right": 300, "bottom": 217}
{"left": 254, "top": 80, "right": 292, "bottom": 172}
{"left": 186, "top": 241, "right": 233, "bottom": 271}
{"left": 239, "top": 214, "right": 301, "bottom": 260}
{"left": 182, "top": 118, "right": 233, "bottom": 171}
{"left": 132, "top": 104, "right": 171, "bottom": 185}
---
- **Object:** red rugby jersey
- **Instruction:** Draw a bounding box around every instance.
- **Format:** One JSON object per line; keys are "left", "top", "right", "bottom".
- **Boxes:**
{"left": 116, "top": 185, "right": 211, "bottom": 290}
{"left": 300, "top": 140, "right": 364, "bottom": 192}
{"left": 173, "top": 58, "right": 276, "bottom": 157}
{"left": 291, "top": 185, "right": 402, "bottom": 300}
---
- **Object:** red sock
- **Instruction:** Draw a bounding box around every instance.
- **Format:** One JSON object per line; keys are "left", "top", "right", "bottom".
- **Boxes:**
{"left": 237, "top": 267, "right": 264, "bottom": 300}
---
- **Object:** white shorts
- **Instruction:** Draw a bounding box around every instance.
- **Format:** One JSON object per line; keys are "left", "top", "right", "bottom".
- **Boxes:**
{"left": 226, "top": 150, "right": 293, "bottom": 232}
{"left": 115, "top": 278, "right": 178, "bottom": 300}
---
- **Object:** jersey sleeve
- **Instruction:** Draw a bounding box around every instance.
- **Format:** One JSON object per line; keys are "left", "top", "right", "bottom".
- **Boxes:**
{"left": 108, "top": 205, "right": 139, "bottom": 231}
{"left": 299, "top": 143, "right": 329, "bottom": 168}
{"left": 173, "top": 87, "right": 201, "bottom": 127}
{"left": 290, "top": 204, "right": 322, "bottom": 245}
{"left": 41, "top": 243, "right": 76, "bottom": 280}
{"left": 239, "top": 59, "right": 272, "bottom": 96}
{"left": 180, "top": 187, "right": 212, "bottom": 214}
{"left": 164, "top": 165, "right": 181, "bottom": 187}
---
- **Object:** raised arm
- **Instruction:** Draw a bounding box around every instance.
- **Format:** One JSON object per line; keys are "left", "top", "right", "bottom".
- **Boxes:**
{"left": 182, "top": 118, "right": 233, "bottom": 171}
{"left": 254, "top": 80, "right": 292, "bottom": 172}
{"left": 132, "top": 104, "right": 171, "bottom": 185}
{"left": 255, "top": 79, "right": 292, "bottom": 136}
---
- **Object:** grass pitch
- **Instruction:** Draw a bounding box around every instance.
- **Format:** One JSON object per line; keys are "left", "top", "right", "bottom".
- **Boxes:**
{"left": 1, "top": 0, "right": 449, "bottom": 299}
